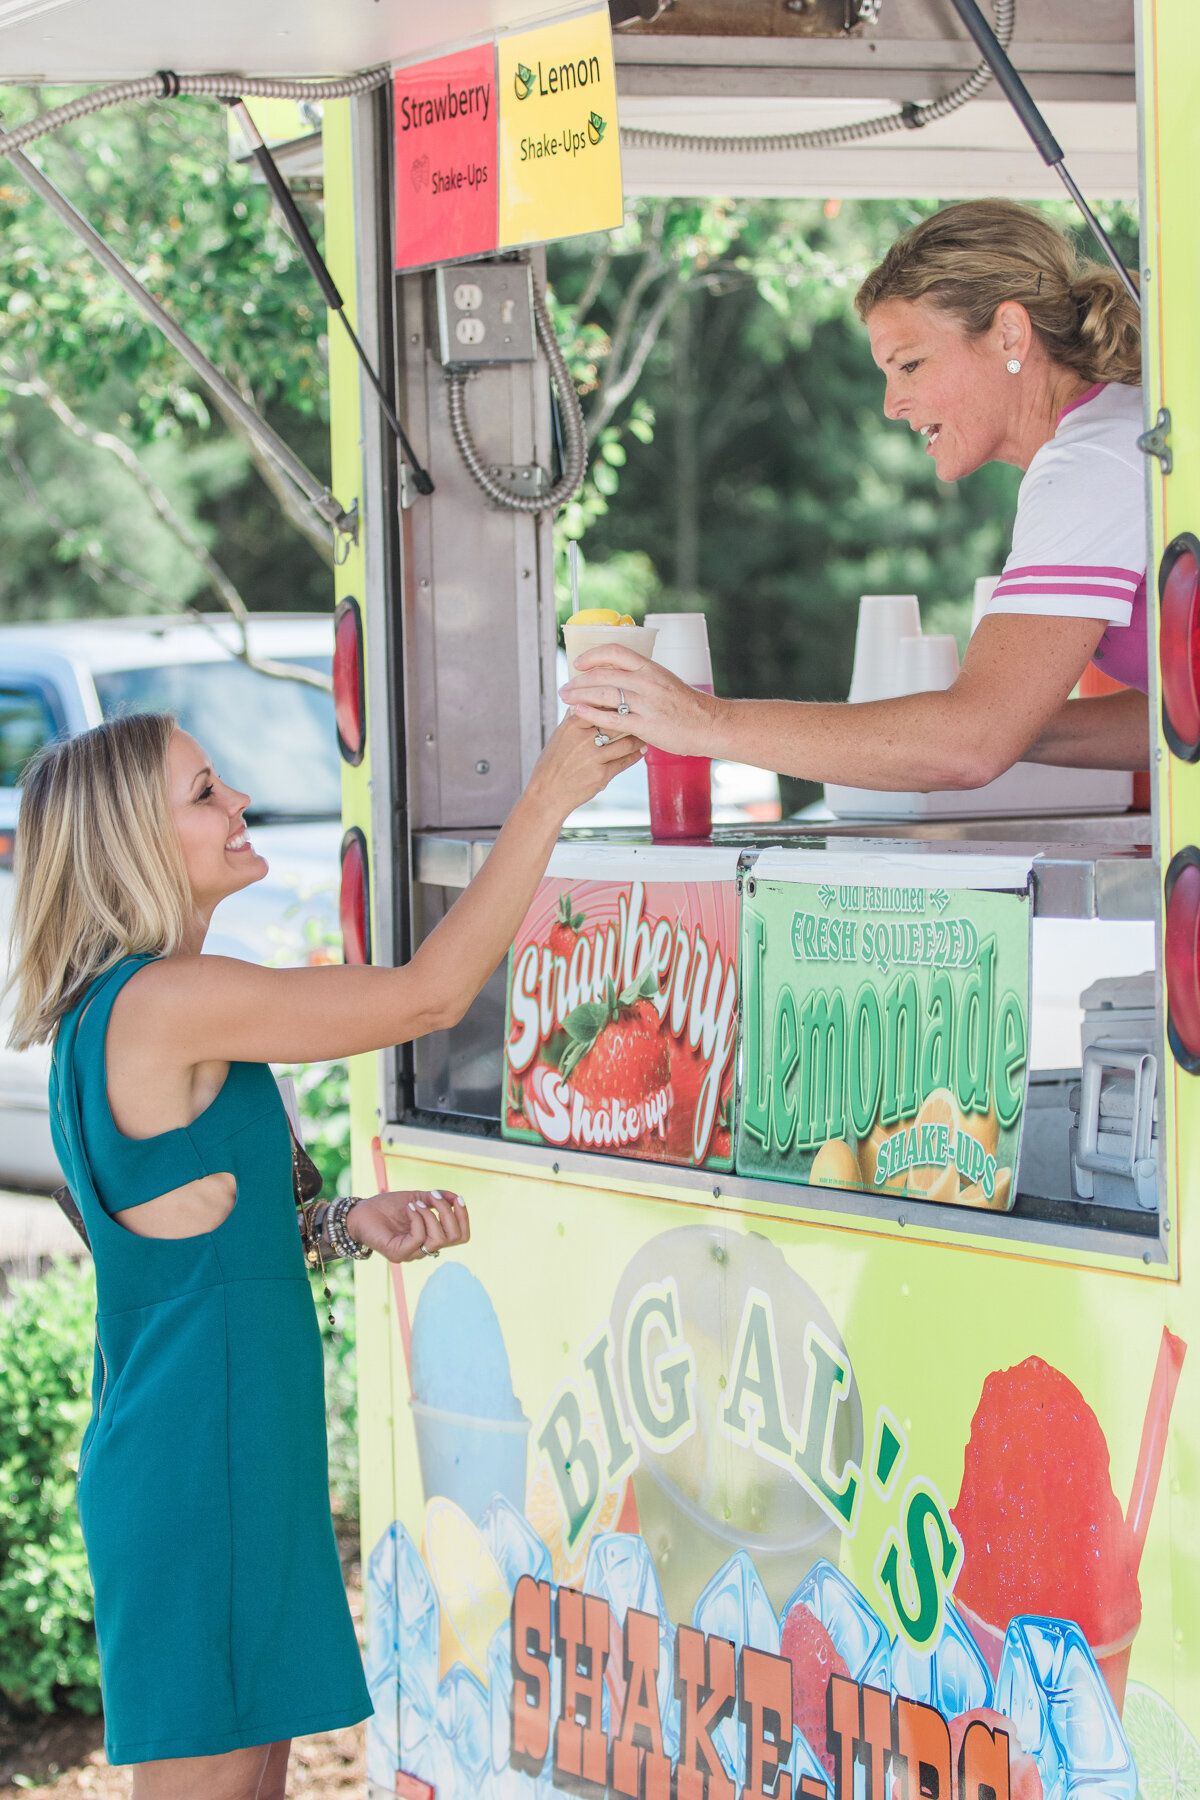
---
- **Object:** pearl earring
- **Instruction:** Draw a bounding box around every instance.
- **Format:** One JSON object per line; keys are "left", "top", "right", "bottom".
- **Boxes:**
{"left": 1006, "top": 358, "right": 1022, "bottom": 374}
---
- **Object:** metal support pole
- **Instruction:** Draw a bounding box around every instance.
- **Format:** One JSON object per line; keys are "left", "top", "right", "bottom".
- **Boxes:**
{"left": 8, "top": 146, "right": 359, "bottom": 539}
{"left": 945, "top": 0, "right": 1141, "bottom": 308}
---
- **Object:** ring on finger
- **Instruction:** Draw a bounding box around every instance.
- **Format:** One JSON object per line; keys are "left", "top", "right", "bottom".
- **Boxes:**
{"left": 594, "top": 731, "right": 611, "bottom": 746}
{"left": 616, "top": 687, "right": 630, "bottom": 717}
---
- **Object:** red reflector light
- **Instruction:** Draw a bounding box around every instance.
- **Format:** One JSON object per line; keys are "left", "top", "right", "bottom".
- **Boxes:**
{"left": 1165, "top": 848, "right": 1200, "bottom": 1070}
{"left": 1159, "top": 533, "right": 1200, "bottom": 760}
{"left": 339, "top": 827, "right": 371, "bottom": 966}
{"left": 333, "top": 596, "right": 365, "bottom": 765}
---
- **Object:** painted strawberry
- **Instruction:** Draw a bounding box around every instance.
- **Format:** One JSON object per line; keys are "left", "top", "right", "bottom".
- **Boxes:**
{"left": 559, "top": 970, "right": 669, "bottom": 1113}
{"left": 780, "top": 1603, "right": 849, "bottom": 1782}
{"left": 666, "top": 1039, "right": 705, "bottom": 1158}
{"left": 549, "top": 892, "right": 586, "bottom": 960}
{"left": 711, "top": 1096, "right": 733, "bottom": 1164}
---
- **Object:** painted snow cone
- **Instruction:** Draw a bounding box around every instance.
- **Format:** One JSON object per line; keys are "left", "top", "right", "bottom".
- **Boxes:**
{"left": 409, "top": 1264, "right": 531, "bottom": 1525}
{"left": 952, "top": 1331, "right": 1185, "bottom": 1713}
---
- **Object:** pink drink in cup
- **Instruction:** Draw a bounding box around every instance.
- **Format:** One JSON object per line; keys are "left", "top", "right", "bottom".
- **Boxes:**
{"left": 644, "top": 614, "right": 714, "bottom": 841}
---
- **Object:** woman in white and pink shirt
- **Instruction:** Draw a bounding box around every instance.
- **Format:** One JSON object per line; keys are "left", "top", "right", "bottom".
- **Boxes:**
{"left": 563, "top": 200, "right": 1150, "bottom": 787}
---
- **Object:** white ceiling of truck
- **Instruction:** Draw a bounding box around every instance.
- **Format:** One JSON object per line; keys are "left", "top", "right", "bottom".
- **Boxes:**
{"left": 0, "top": 0, "right": 1139, "bottom": 198}
{"left": 0, "top": 0, "right": 572, "bottom": 79}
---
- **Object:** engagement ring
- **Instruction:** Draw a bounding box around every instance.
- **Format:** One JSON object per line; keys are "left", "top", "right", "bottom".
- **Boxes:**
{"left": 594, "top": 731, "right": 611, "bottom": 746}
{"left": 616, "top": 688, "right": 630, "bottom": 716}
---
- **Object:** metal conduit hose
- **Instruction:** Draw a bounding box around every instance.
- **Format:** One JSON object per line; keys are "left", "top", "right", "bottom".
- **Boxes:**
{"left": 445, "top": 278, "right": 588, "bottom": 513}
{"left": 0, "top": 67, "right": 391, "bottom": 161}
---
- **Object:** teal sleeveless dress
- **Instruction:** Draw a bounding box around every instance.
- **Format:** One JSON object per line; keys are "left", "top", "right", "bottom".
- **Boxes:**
{"left": 48, "top": 954, "right": 371, "bottom": 1766}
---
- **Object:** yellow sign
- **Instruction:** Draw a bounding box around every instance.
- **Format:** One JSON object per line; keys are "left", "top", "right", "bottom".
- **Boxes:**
{"left": 497, "top": 4, "right": 623, "bottom": 250}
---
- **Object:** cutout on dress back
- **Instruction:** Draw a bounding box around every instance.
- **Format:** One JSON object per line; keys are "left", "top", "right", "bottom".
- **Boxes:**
{"left": 113, "top": 1172, "right": 237, "bottom": 1240}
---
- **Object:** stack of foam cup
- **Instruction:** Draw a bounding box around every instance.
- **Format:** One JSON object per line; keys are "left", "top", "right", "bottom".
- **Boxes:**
{"left": 898, "top": 632, "right": 959, "bottom": 694}
{"left": 643, "top": 611, "right": 714, "bottom": 841}
{"left": 847, "top": 595, "right": 922, "bottom": 702}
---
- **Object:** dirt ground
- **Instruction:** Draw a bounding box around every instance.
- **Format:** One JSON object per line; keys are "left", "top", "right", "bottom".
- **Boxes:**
{"left": 0, "top": 1532, "right": 367, "bottom": 1799}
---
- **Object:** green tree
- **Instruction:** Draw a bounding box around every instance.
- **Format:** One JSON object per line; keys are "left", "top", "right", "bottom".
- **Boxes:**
{"left": 0, "top": 87, "right": 333, "bottom": 624}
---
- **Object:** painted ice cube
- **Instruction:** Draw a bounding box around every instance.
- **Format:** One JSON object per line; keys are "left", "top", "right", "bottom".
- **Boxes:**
{"left": 891, "top": 1597, "right": 993, "bottom": 1718}
{"left": 781, "top": 1558, "right": 892, "bottom": 1693}
{"left": 481, "top": 1769, "right": 546, "bottom": 1800}
{"left": 440, "top": 1662, "right": 492, "bottom": 1785}
{"left": 788, "top": 1716, "right": 833, "bottom": 1798}
{"left": 481, "top": 1493, "right": 553, "bottom": 1591}
{"left": 365, "top": 1519, "right": 440, "bottom": 1719}
{"left": 583, "top": 1531, "right": 681, "bottom": 1757}
{"left": 693, "top": 1549, "right": 781, "bottom": 1787}
{"left": 366, "top": 1705, "right": 397, "bottom": 1794}
{"left": 487, "top": 1616, "right": 562, "bottom": 1781}
{"left": 398, "top": 1702, "right": 457, "bottom": 1798}
{"left": 995, "top": 1616, "right": 1137, "bottom": 1800}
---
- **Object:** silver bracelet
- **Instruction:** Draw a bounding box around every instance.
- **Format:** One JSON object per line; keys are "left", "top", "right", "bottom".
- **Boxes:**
{"left": 326, "top": 1194, "right": 373, "bottom": 1261}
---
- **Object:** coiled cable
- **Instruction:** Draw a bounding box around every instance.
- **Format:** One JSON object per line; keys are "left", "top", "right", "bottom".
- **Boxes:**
{"left": 446, "top": 277, "right": 588, "bottom": 514}
{"left": 618, "top": 0, "right": 1014, "bottom": 156}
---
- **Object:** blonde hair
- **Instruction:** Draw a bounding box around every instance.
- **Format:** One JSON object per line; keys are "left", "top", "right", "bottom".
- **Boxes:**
{"left": 855, "top": 199, "right": 1141, "bottom": 386}
{"left": 6, "top": 713, "right": 191, "bottom": 1049}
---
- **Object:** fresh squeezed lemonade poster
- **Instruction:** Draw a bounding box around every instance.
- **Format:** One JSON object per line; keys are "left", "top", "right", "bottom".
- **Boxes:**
{"left": 737, "top": 876, "right": 1032, "bottom": 1211}
{"left": 363, "top": 1207, "right": 1188, "bottom": 1800}
{"left": 501, "top": 878, "right": 739, "bottom": 1171}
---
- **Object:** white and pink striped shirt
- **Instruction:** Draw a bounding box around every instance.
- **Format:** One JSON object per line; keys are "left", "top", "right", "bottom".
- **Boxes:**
{"left": 984, "top": 381, "right": 1148, "bottom": 692}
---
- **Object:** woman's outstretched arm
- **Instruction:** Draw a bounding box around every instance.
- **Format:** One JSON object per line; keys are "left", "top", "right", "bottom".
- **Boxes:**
{"left": 1023, "top": 687, "right": 1150, "bottom": 770}
{"left": 561, "top": 613, "right": 1111, "bottom": 791}
{"left": 115, "top": 717, "right": 642, "bottom": 1069}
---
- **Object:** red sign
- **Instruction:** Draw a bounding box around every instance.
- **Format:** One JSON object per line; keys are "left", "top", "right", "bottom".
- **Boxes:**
{"left": 502, "top": 876, "right": 739, "bottom": 1171}
{"left": 393, "top": 44, "right": 497, "bottom": 270}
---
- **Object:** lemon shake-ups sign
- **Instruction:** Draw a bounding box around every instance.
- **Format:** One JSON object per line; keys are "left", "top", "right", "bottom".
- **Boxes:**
{"left": 393, "top": 3, "right": 622, "bottom": 271}
{"left": 497, "top": 4, "right": 622, "bottom": 249}
{"left": 737, "top": 866, "right": 1031, "bottom": 1209}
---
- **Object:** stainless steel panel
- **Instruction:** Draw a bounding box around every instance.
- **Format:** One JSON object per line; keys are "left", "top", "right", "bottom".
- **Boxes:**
{"left": 411, "top": 824, "right": 1159, "bottom": 917}
{"left": 380, "top": 1121, "right": 1167, "bottom": 1268}
{"left": 397, "top": 251, "right": 557, "bottom": 833}
{"left": 411, "top": 883, "right": 505, "bottom": 1120}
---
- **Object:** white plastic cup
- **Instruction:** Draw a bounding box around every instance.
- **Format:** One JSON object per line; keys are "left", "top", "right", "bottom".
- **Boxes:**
{"left": 644, "top": 612, "right": 714, "bottom": 694}
{"left": 562, "top": 621, "right": 658, "bottom": 739}
{"left": 898, "top": 632, "right": 960, "bottom": 695}
{"left": 971, "top": 576, "right": 1000, "bottom": 636}
{"left": 847, "top": 595, "right": 922, "bottom": 703}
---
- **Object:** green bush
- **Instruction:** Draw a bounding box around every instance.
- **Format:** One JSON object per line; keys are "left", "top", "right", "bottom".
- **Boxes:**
{"left": 0, "top": 1260, "right": 100, "bottom": 1714}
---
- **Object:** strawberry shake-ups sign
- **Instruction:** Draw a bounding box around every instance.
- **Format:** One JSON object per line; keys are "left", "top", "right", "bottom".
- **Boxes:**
{"left": 502, "top": 863, "right": 739, "bottom": 1170}
{"left": 393, "top": 43, "right": 498, "bottom": 269}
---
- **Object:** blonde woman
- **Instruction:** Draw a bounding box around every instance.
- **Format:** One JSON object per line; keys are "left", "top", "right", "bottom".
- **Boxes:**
{"left": 564, "top": 199, "right": 1151, "bottom": 785}
{"left": 7, "top": 709, "right": 639, "bottom": 1800}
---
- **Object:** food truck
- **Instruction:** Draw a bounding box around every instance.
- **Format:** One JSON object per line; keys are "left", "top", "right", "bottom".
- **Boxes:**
{"left": 1, "top": 0, "right": 1197, "bottom": 1793}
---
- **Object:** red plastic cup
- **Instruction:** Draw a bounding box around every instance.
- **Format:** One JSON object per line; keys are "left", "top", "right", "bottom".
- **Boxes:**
{"left": 647, "top": 747, "right": 712, "bottom": 840}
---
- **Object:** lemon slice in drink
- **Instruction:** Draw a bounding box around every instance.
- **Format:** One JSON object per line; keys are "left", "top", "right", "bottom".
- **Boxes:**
{"left": 1122, "top": 1682, "right": 1200, "bottom": 1800}
{"left": 571, "top": 607, "right": 623, "bottom": 626}
{"left": 422, "top": 1495, "right": 511, "bottom": 1681}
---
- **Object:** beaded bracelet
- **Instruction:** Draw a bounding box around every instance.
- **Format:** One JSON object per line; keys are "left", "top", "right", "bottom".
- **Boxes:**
{"left": 326, "top": 1195, "right": 373, "bottom": 1261}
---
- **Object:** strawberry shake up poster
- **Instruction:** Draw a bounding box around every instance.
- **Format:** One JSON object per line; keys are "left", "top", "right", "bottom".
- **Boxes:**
{"left": 502, "top": 870, "right": 739, "bottom": 1170}
{"left": 393, "top": 43, "right": 497, "bottom": 270}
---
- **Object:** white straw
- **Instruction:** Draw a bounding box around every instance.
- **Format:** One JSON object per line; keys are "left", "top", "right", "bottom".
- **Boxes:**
{"left": 569, "top": 540, "right": 580, "bottom": 614}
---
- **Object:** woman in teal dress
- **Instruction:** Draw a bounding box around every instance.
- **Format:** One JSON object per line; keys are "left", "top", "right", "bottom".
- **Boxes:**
{"left": 6, "top": 708, "right": 638, "bottom": 1800}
